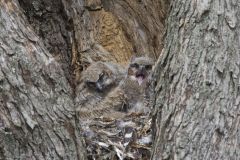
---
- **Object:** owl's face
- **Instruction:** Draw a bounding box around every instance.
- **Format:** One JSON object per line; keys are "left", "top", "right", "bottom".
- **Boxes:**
{"left": 81, "top": 62, "right": 116, "bottom": 93}
{"left": 128, "top": 56, "right": 154, "bottom": 85}
{"left": 85, "top": 71, "right": 115, "bottom": 92}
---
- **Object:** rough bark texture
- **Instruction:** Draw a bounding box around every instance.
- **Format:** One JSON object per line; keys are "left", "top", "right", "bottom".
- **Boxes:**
{"left": 0, "top": 1, "right": 86, "bottom": 159}
{"left": 1, "top": 0, "right": 239, "bottom": 159}
{"left": 18, "top": 0, "right": 74, "bottom": 87}
{"left": 152, "top": 0, "right": 240, "bottom": 159}
{"left": 102, "top": 0, "right": 167, "bottom": 59}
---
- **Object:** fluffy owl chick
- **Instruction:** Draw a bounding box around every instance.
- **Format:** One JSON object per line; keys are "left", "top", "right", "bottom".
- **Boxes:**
{"left": 122, "top": 56, "right": 154, "bottom": 112}
{"left": 78, "top": 56, "right": 154, "bottom": 119}
{"left": 127, "top": 56, "right": 153, "bottom": 86}
{"left": 79, "top": 61, "right": 125, "bottom": 93}
{"left": 75, "top": 61, "right": 126, "bottom": 112}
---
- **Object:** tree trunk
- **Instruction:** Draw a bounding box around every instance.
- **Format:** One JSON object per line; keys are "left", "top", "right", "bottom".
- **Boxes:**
{"left": 4, "top": 0, "right": 237, "bottom": 159}
{"left": 0, "top": 1, "right": 86, "bottom": 159}
{"left": 151, "top": 0, "right": 240, "bottom": 159}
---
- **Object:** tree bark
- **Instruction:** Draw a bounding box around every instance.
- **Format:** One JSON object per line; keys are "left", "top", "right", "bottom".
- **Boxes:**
{"left": 101, "top": 0, "right": 167, "bottom": 59}
{"left": 151, "top": 0, "right": 240, "bottom": 159}
{"left": 0, "top": 1, "right": 86, "bottom": 159}
{"left": 5, "top": 0, "right": 239, "bottom": 159}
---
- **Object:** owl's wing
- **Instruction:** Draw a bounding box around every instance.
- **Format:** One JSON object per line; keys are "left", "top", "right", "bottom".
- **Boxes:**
{"left": 77, "top": 87, "right": 126, "bottom": 119}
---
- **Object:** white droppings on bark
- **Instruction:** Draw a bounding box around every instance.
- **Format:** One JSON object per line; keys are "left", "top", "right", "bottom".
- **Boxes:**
{"left": 197, "top": 0, "right": 212, "bottom": 18}
{"left": 225, "top": 10, "right": 237, "bottom": 29}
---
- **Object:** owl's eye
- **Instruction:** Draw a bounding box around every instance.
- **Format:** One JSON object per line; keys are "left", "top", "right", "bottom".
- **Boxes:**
{"left": 145, "top": 65, "right": 152, "bottom": 70}
{"left": 130, "top": 63, "right": 139, "bottom": 68}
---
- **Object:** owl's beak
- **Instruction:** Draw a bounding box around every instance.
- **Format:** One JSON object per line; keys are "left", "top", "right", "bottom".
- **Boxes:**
{"left": 96, "top": 83, "right": 103, "bottom": 92}
{"left": 136, "top": 73, "right": 146, "bottom": 85}
{"left": 139, "top": 66, "right": 146, "bottom": 72}
{"left": 137, "top": 76, "right": 144, "bottom": 85}
{"left": 135, "top": 67, "right": 148, "bottom": 85}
